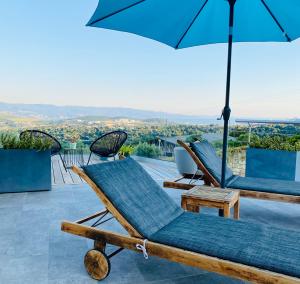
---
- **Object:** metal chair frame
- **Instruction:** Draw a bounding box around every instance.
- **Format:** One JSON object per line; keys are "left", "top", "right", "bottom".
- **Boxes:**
{"left": 87, "top": 131, "right": 127, "bottom": 165}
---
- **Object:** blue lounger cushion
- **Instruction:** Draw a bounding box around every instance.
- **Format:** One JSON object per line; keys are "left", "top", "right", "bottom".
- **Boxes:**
{"left": 227, "top": 175, "right": 300, "bottom": 196}
{"left": 191, "top": 141, "right": 300, "bottom": 196}
{"left": 83, "top": 158, "right": 300, "bottom": 278}
{"left": 191, "top": 141, "right": 234, "bottom": 183}
{"left": 150, "top": 212, "right": 300, "bottom": 278}
{"left": 82, "top": 158, "right": 183, "bottom": 238}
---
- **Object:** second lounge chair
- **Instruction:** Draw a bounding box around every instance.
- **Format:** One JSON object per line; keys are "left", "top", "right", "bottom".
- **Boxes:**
{"left": 164, "top": 140, "right": 300, "bottom": 204}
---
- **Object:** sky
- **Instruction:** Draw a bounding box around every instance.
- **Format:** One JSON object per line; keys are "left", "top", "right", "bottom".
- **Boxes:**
{"left": 0, "top": 0, "right": 300, "bottom": 119}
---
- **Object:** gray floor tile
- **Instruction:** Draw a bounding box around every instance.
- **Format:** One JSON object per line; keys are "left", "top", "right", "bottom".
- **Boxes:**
{"left": 166, "top": 273, "right": 246, "bottom": 284}
{"left": 0, "top": 192, "right": 26, "bottom": 209}
{"left": 0, "top": 254, "right": 48, "bottom": 284}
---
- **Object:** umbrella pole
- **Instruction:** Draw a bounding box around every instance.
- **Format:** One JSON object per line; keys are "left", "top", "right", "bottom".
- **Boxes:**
{"left": 221, "top": 0, "right": 235, "bottom": 188}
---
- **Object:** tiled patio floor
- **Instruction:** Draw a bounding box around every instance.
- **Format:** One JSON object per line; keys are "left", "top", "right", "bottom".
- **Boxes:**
{"left": 1, "top": 158, "right": 300, "bottom": 284}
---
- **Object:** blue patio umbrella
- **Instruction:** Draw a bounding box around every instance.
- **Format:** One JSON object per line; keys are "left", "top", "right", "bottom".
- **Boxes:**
{"left": 87, "top": 0, "right": 300, "bottom": 188}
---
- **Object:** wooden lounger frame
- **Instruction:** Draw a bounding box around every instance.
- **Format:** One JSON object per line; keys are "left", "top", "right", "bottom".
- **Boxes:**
{"left": 163, "top": 140, "right": 300, "bottom": 204}
{"left": 164, "top": 173, "right": 205, "bottom": 190}
{"left": 61, "top": 166, "right": 300, "bottom": 283}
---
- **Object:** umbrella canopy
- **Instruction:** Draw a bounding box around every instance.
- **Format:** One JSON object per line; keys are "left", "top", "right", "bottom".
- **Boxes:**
{"left": 87, "top": 0, "right": 300, "bottom": 187}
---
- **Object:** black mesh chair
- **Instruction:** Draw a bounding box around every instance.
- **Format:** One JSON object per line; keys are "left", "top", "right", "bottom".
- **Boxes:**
{"left": 20, "top": 130, "right": 67, "bottom": 171}
{"left": 87, "top": 131, "right": 127, "bottom": 165}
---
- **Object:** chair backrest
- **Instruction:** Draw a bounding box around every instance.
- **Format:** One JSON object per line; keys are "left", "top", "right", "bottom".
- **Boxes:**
{"left": 81, "top": 158, "right": 183, "bottom": 238}
{"left": 90, "top": 131, "right": 127, "bottom": 158}
{"left": 190, "top": 141, "right": 234, "bottom": 184}
{"left": 19, "top": 130, "right": 61, "bottom": 156}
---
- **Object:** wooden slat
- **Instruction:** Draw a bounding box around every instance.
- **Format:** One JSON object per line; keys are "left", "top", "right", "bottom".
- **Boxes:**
{"left": 145, "top": 161, "right": 178, "bottom": 177}
{"left": 51, "top": 155, "right": 179, "bottom": 186}
{"left": 141, "top": 164, "right": 167, "bottom": 180}
{"left": 51, "top": 159, "right": 55, "bottom": 184}
{"left": 69, "top": 167, "right": 84, "bottom": 184}
{"left": 52, "top": 157, "right": 65, "bottom": 185}
{"left": 141, "top": 161, "right": 177, "bottom": 180}
{"left": 58, "top": 158, "right": 73, "bottom": 185}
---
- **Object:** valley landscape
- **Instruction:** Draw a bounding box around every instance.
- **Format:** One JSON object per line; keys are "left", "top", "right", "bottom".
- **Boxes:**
{"left": 1, "top": 102, "right": 300, "bottom": 176}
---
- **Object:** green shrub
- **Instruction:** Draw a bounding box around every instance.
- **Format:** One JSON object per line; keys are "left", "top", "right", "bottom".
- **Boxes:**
{"left": 134, "top": 142, "right": 161, "bottom": 158}
{"left": 119, "top": 145, "right": 135, "bottom": 157}
{"left": 229, "top": 129, "right": 247, "bottom": 138}
{"left": 0, "top": 132, "right": 52, "bottom": 151}
{"left": 250, "top": 135, "right": 300, "bottom": 151}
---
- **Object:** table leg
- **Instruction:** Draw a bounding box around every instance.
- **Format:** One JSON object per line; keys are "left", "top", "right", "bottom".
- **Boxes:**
{"left": 181, "top": 198, "right": 187, "bottom": 210}
{"left": 223, "top": 205, "right": 230, "bottom": 218}
{"left": 187, "top": 204, "right": 199, "bottom": 213}
{"left": 234, "top": 199, "right": 240, "bottom": 219}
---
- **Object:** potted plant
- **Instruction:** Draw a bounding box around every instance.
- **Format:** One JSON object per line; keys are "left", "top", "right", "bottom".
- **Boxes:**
{"left": 0, "top": 132, "right": 52, "bottom": 193}
{"left": 246, "top": 135, "right": 300, "bottom": 181}
{"left": 118, "top": 145, "right": 135, "bottom": 159}
{"left": 65, "top": 133, "right": 80, "bottom": 149}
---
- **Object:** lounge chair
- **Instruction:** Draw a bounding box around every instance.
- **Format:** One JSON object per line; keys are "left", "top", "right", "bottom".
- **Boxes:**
{"left": 164, "top": 140, "right": 300, "bottom": 204}
{"left": 61, "top": 158, "right": 300, "bottom": 283}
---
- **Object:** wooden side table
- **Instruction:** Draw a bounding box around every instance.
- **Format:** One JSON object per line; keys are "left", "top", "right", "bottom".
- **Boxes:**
{"left": 181, "top": 185, "right": 240, "bottom": 219}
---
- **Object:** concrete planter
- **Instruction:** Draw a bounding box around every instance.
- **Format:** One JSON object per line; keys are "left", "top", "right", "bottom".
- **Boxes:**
{"left": 0, "top": 149, "right": 51, "bottom": 193}
{"left": 246, "top": 148, "right": 300, "bottom": 181}
{"left": 174, "top": 146, "right": 197, "bottom": 175}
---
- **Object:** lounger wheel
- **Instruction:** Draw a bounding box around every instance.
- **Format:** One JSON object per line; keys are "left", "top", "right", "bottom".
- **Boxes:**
{"left": 84, "top": 249, "right": 110, "bottom": 281}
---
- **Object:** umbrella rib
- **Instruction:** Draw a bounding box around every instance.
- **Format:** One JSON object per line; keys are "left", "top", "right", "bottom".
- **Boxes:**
{"left": 175, "top": 0, "right": 209, "bottom": 49}
{"left": 260, "top": 0, "right": 291, "bottom": 42}
{"left": 88, "top": 0, "right": 148, "bottom": 26}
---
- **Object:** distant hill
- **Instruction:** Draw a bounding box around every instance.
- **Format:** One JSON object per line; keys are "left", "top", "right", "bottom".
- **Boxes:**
{"left": 0, "top": 102, "right": 220, "bottom": 125}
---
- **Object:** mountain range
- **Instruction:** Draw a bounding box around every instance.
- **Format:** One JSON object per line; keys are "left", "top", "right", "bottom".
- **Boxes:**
{"left": 0, "top": 102, "right": 220, "bottom": 124}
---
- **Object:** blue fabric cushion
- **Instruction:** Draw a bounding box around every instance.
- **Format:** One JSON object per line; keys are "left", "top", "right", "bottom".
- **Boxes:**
{"left": 191, "top": 141, "right": 233, "bottom": 183}
{"left": 228, "top": 176, "right": 300, "bottom": 196}
{"left": 82, "top": 158, "right": 183, "bottom": 238}
{"left": 150, "top": 212, "right": 300, "bottom": 278}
